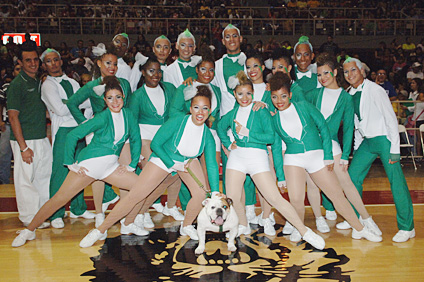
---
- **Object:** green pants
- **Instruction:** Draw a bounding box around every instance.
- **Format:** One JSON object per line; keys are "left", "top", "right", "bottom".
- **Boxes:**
{"left": 348, "top": 136, "right": 414, "bottom": 231}
{"left": 322, "top": 191, "right": 335, "bottom": 211}
{"left": 220, "top": 150, "right": 257, "bottom": 206}
{"left": 50, "top": 127, "right": 87, "bottom": 220}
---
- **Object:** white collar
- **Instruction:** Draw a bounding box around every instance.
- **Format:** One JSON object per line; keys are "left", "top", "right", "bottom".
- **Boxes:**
{"left": 224, "top": 52, "right": 246, "bottom": 65}
{"left": 296, "top": 70, "right": 312, "bottom": 79}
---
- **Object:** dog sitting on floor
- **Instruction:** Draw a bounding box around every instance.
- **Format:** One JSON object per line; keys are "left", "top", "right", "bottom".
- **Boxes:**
{"left": 195, "top": 193, "right": 239, "bottom": 255}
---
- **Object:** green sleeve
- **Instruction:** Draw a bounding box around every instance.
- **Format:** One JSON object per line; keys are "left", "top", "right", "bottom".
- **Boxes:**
{"left": 305, "top": 102, "right": 333, "bottom": 161}
{"left": 151, "top": 117, "right": 180, "bottom": 168}
{"left": 304, "top": 88, "right": 318, "bottom": 105}
{"left": 67, "top": 84, "right": 92, "bottom": 124}
{"left": 64, "top": 115, "right": 103, "bottom": 165}
{"left": 127, "top": 110, "right": 142, "bottom": 169}
{"left": 271, "top": 131, "right": 285, "bottom": 181}
{"left": 247, "top": 109, "right": 275, "bottom": 145}
{"left": 204, "top": 129, "right": 219, "bottom": 192}
{"left": 120, "top": 78, "right": 132, "bottom": 107}
{"left": 216, "top": 111, "right": 233, "bottom": 150}
{"left": 341, "top": 94, "right": 354, "bottom": 161}
{"left": 169, "top": 85, "right": 189, "bottom": 117}
{"left": 128, "top": 89, "right": 141, "bottom": 122}
{"left": 5, "top": 82, "right": 21, "bottom": 111}
{"left": 291, "top": 83, "right": 306, "bottom": 103}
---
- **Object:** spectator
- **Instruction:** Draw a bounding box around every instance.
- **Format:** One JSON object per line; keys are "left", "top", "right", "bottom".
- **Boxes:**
{"left": 318, "top": 35, "right": 340, "bottom": 56}
{"left": 7, "top": 44, "right": 52, "bottom": 227}
{"left": 21, "top": 33, "right": 37, "bottom": 49}
{"left": 80, "top": 73, "right": 92, "bottom": 86}
{"left": 407, "top": 62, "right": 424, "bottom": 81}
{"left": 376, "top": 69, "right": 397, "bottom": 101}
{"left": 402, "top": 37, "right": 416, "bottom": 54}
{"left": 70, "top": 40, "right": 86, "bottom": 59}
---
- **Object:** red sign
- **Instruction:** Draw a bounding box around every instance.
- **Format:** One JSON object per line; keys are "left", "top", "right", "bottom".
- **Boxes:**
{"left": 2, "top": 33, "right": 41, "bottom": 46}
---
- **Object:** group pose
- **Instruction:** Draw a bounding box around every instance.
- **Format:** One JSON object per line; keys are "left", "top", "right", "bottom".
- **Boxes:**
{"left": 10, "top": 25, "right": 415, "bottom": 251}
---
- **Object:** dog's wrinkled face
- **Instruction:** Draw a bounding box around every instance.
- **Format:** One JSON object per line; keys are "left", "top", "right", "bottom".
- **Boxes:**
{"left": 202, "top": 194, "right": 233, "bottom": 226}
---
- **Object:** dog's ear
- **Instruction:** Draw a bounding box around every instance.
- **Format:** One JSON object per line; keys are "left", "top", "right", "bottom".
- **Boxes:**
{"left": 226, "top": 198, "right": 233, "bottom": 206}
{"left": 202, "top": 198, "right": 210, "bottom": 206}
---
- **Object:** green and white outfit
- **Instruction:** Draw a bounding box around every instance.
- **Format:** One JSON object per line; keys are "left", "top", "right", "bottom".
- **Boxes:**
{"left": 7, "top": 71, "right": 53, "bottom": 224}
{"left": 347, "top": 79, "right": 414, "bottom": 231}
{"left": 306, "top": 87, "right": 354, "bottom": 211}
{"left": 67, "top": 77, "right": 132, "bottom": 203}
{"left": 294, "top": 66, "right": 322, "bottom": 95}
{"left": 163, "top": 58, "right": 198, "bottom": 88}
{"left": 41, "top": 74, "right": 91, "bottom": 220}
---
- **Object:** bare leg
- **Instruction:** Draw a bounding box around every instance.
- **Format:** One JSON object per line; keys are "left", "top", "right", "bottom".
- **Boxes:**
{"left": 117, "top": 142, "right": 132, "bottom": 201}
{"left": 179, "top": 159, "right": 209, "bottom": 227}
{"left": 309, "top": 168, "right": 363, "bottom": 231}
{"left": 97, "top": 162, "right": 169, "bottom": 233}
{"left": 27, "top": 172, "right": 94, "bottom": 231}
{"left": 199, "top": 154, "right": 211, "bottom": 190}
{"left": 333, "top": 154, "right": 370, "bottom": 219}
{"left": 92, "top": 181, "right": 105, "bottom": 214}
{"left": 226, "top": 169, "right": 248, "bottom": 226}
{"left": 251, "top": 172, "right": 307, "bottom": 235}
{"left": 306, "top": 173, "right": 324, "bottom": 218}
{"left": 284, "top": 166, "right": 307, "bottom": 222}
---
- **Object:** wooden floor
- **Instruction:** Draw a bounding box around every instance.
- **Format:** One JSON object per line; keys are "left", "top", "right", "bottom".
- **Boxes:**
{"left": 1, "top": 162, "right": 423, "bottom": 282}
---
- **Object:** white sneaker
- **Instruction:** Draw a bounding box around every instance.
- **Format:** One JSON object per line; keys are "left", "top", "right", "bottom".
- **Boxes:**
{"left": 303, "top": 227, "right": 325, "bottom": 250}
{"left": 12, "top": 229, "right": 36, "bottom": 247}
{"left": 258, "top": 212, "right": 276, "bottom": 227}
{"left": 282, "top": 221, "right": 295, "bottom": 235}
{"left": 316, "top": 216, "right": 330, "bottom": 233}
{"left": 325, "top": 210, "right": 337, "bottom": 220}
{"left": 79, "top": 229, "right": 107, "bottom": 248}
{"left": 237, "top": 224, "right": 251, "bottom": 237}
{"left": 143, "top": 212, "right": 154, "bottom": 228}
{"left": 70, "top": 210, "right": 96, "bottom": 219}
{"left": 392, "top": 229, "right": 415, "bottom": 243}
{"left": 95, "top": 213, "right": 105, "bottom": 228}
{"left": 290, "top": 228, "right": 302, "bottom": 242}
{"left": 336, "top": 220, "right": 351, "bottom": 230}
{"left": 352, "top": 225, "right": 382, "bottom": 242}
{"left": 360, "top": 216, "right": 382, "bottom": 236}
{"left": 102, "top": 195, "right": 120, "bottom": 213}
{"left": 120, "top": 219, "right": 149, "bottom": 236}
{"left": 38, "top": 222, "right": 50, "bottom": 229}
{"left": 245, "top": 205, "right": 257, "bottom": 223}
{"left": 152, "top": 202, "right": 164, "bottom": 213}
{"left": 180, "top": 223, "right": 199, "bottom": 240}
{"left": 263, "top": 218, "right": 276, "bottom": 236}
{"left": 51, "top": 218, "right": 65, "bottom": 229}
{"left": 162, "top": 204, "right": 184, "bottom": 221}
{"left": 250, "top": 214, "right": 260, "bottom": 224}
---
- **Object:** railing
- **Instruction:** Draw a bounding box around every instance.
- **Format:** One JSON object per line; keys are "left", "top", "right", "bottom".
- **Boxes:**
{"left": 1, "top": 17, "right": 423, "bottom": 37}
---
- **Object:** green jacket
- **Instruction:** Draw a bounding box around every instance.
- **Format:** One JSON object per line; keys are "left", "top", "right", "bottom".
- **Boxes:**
{"left": 272, "top": 101, "right": 333, "bottom": 160}
{"left": 129, "top": 82, "right": 175, "bottom": 125}
{"left": 170, "top": 83, "right": 222, "bottom": 130}
{"left": 64, "top": 108, "right": 141, "bottom": 169}
{"left": 306, "top": 87, "right": 354, "bottom": 161}
{"left": 264, "top": 81, "right": 306, "bottom": 112}
{"left": 150, "top": 115, "right": 219, "bottom": 192}
{"left": 67, "top": 77, "right": 132, "bottom": 124}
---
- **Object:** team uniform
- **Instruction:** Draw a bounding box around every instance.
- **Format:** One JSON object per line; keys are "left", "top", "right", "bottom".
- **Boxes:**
{"left": 163, "top": 58, "right": 198, "bottom": 88}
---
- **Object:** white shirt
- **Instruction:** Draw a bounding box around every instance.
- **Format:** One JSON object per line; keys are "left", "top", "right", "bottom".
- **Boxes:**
{"left": 279, "top": 104, "right": 302, "bottom": 140}
{"left": 111, "top": 111, "right": 125, "bottom": 144}
{"left": 321, "top": 88, "right": 342, "bottom": 119}
{"left": 253, "top": 83, "right": 266, "bottom": 102}
{"left": 235, "top": 103, "right": 252, "bottom": 138}
{"left": 145, "top": 85, "right": 165, "bottom": 115}
{"left": 116, "top": 57, "right": 131, "bottom": 81}
{"left": 177, "top": 117, "right": 204, "bottom": 157}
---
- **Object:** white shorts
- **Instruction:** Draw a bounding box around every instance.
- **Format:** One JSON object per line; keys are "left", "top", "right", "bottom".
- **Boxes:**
{"left": 140, "top": 124, "right": 161, "bottom": 141}
{"left": 150, "top": 157, "right": 188, "bottom": 174}
{"left": 332, "top": 140, "right": 342, "bottom": 156}
{"left": 79, "top": 155, "right": 120, "bottom": 180}
{"left": 210, "top": 129, "right": 221, "bottom": 152}
{"left": 284, "top": 149, "right": 325, "bottom": 174}
{"left": 226, "top": 147, "right": 270, "bottom": 176}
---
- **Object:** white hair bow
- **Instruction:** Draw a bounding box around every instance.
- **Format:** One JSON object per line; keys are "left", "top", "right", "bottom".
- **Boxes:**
{"left": 237, "top": 53, "right": 246, "bottom": 66}
{"left": 93, "top": 84, "right": 106, "bottom": 96}
{"left": 227, "top": 75, "right": 240, "bottom": 90}
{"left": 135, "top": 52, "right": 149, "bottom": 66}
{"left": 189, "top": 55, "right": 202, "bottom": 67}
{"left": 183, "top": 85, "right": 197, "bottom": 101}
{"left": 92, "top": 43, "right": 107, "bottom": 57}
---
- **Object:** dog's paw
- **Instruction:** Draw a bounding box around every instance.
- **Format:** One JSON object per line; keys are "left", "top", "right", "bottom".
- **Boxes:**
{"left": 228, "top": 244, "right": 237, "bottom": 252}
{"left": 195, "top": 246, "right": 205, "bottom": 255}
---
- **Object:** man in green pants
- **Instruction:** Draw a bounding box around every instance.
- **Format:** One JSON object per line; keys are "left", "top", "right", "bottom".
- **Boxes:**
{"left": 342, "top": 57, "right": 414, "bottom": 242}
{"left": 40, "top": 49, "right": 95, "bottom": 228}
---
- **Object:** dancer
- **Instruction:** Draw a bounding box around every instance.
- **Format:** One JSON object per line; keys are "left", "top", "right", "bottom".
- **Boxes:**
{"left": 128, "top": 57, "right": 184, "bottom": 225}
{"left": 217, "top": 71, "right": 325, "bottom": 249}
{"left": 79, "top": 86, "right": 220, "bottom": 247}
{"left": 268, "top": 72, "right": 382, "bottom": 243}
{"left": 305, "top": 53, "right": 381, "bottom": 235}
{"left": 113, "top": 33, "right": 131, "bottom": 81}
{"left": 40, "top": 48, "right": 95, "bottom": 228}
{"left": 12, "top": 76, "right": 143, "bottom": 247}
{"left": 293, "top": 36, "right": 321, "bottom": 94}
{"left": 343, "top": 57, "right": 414, "bottom": 242}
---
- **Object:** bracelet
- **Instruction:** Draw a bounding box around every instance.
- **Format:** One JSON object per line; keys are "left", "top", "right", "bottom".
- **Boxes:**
{"left": 20, "top": 146, "right": 29, "bottom": 153}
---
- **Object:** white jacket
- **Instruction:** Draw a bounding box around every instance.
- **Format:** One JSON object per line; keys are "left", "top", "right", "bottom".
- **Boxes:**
{"left": 163, "top": 60, "right": 183, "bottom": 88}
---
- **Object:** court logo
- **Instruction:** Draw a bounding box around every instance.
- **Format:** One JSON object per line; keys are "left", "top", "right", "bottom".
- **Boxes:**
{"left": 82, "top": 224, "right": 351, "bottom": 281}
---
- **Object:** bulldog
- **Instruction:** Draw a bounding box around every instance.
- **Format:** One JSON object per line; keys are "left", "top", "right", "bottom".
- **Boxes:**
{"left": 195, "top": 193, "right": 239, "bottom": 255}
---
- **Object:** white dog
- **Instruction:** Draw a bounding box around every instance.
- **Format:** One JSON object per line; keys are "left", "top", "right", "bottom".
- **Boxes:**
{"left": 195, "top": 193, "right": 239, "bottom": 255}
